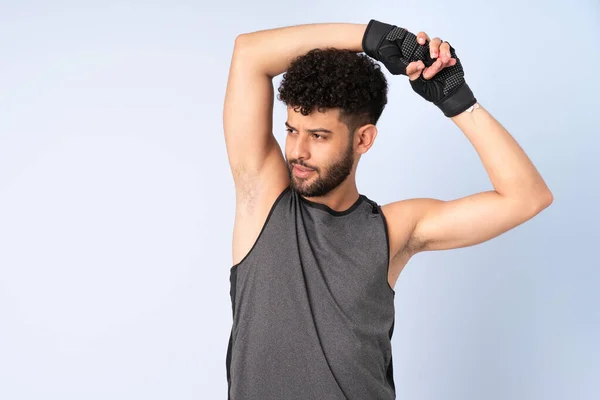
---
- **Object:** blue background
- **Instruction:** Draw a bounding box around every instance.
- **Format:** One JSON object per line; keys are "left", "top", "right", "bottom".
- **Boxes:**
{"left": 0, "top": 0, "right": 598, "bottom": 399}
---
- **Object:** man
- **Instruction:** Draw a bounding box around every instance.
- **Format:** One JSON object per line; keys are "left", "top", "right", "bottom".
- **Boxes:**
{"left": 222, "top": 19, "right": 552, "bottom": 400}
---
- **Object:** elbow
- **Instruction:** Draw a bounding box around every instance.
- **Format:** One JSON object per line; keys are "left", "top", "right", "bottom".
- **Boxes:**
{"left": 232, "top": 34, "right": 260, "bottom": 61}
{"left": 530, "top": 189, "right": 554, "bottom": 215}
{"left": 233, "top": 34, "right": 248, "bottom": 54}
{"left": 234, "top": 33, "right": 257, "bottom": 53}
{"left": 522, "top": 179, "right": 554, "bottom": 213}
{"left": 507, "top": 188, "right": 553, "bottom": 218}
{"left": 234, "top": 34, "right": 248, "bottom": 48}
{"left": 535, "top": 180, "right": 554, "bottom": 209}
{"left": 542, "top": 189, "right": 554, "bottom": 207}
{"left": 539, "top": 189, "right": 553, "bottom": 209}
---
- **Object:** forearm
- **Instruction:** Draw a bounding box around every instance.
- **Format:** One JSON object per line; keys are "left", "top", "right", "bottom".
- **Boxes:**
{"left": 451, "top": 105, "right": 553, "bottom": 205}
{"left": 235, "top": 23, "right": 367, "bottom": 78}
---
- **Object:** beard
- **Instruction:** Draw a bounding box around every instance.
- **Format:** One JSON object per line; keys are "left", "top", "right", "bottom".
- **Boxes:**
{"left": 286, "top": 142, "right": 354, "bottom": 197}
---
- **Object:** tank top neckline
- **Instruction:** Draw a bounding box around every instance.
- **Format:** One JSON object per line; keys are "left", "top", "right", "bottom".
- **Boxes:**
{"left": 297, "top": 189, "right": 366, "bottom": 217}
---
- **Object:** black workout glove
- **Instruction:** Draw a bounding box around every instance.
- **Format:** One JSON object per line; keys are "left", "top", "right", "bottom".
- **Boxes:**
{"left": 362, "top": 19, "right": 477, "bottom": 118}
{"left": 409, "top": 42, "right": 477, "bottom": 117}
{"left": 362, "top": 19, "right": 435, "bottom": 75}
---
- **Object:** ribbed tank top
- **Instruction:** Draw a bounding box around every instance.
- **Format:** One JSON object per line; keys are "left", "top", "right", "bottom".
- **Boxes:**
{"left": 226, "top": 185, "right": 396, "bottom": 399}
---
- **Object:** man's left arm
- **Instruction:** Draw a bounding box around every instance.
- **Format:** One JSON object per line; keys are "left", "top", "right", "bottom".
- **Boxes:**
{"left": 404, "top": 104, "right": 553, "bottom": 253}
{"left": 368, "top": 26, "right": 554, "bottom": 254}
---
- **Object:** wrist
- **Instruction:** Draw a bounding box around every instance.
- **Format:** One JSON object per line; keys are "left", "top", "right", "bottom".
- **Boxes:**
{"left": 435, "top": 82, "right": 477, "bottom": 118}
{"left": 362, "top": 19, "right": 395, "bottom": 59}
{"left": 450, "top": 102, "right": 482, "bottom": 123}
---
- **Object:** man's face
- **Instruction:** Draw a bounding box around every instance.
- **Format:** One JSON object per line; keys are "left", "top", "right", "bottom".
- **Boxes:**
{"left": 284, "top": 107, "right": 355, "bottom": 197}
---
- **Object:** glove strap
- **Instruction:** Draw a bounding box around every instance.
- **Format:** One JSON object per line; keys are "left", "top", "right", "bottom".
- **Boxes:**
{"left": 435, "top": 83, "right": 477, "bottom": 117}
{"left": 362, "top": 19, "right": 395, "bottom": 60}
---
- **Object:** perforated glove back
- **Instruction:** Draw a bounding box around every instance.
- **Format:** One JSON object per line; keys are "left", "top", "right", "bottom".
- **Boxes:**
{"left": 410, "top": 42, "right": 477, "bottom": 117}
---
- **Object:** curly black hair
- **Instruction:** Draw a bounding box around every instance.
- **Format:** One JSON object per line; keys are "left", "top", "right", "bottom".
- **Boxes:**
{"left": 277, "top": 47, "right": 388, "bottom": 135}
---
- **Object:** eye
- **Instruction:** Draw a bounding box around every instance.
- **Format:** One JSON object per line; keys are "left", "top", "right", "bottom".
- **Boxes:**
{"left": 286, "top": 128, "right": 295, "bottom": 135}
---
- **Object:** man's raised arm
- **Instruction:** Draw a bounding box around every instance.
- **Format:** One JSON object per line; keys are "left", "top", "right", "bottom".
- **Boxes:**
{"left": 223, "top": 23, "right": 367, "bottom": 199}
{"left": 233, "top": 23, "right": 366, "bottom": 78}
{"left": 380, "top": 32, "right": 553, "bottom": 256}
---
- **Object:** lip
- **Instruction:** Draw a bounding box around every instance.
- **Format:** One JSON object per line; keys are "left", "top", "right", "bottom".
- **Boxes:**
{"left": 293, "top": 165, "right": 314, "bottom": 178}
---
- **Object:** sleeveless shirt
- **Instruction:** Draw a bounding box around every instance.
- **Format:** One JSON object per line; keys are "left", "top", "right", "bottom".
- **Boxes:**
{"left": 226, "top": 185, "right": 396, "bottom": 399}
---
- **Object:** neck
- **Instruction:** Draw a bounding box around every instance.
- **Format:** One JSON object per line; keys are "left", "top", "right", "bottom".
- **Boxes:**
{"left": 302, "top": 181, "right": 360, "bottom": 213}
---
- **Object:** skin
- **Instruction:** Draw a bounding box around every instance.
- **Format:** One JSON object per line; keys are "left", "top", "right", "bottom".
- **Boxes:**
{"left": 224, "top": 24, "right": 553, "bottom": 289}
{"left": 285, "top": 112, "right": 362, "bottom": 202}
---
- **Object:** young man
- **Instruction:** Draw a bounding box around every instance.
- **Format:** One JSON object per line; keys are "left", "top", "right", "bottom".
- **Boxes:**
{"left": 222, "top": 20, "right": 552, "bottom": 400}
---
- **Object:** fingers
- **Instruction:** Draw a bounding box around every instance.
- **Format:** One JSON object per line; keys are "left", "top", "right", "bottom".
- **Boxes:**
{"left": 416, "top": 31, "right": 430, "bottom": 45}
{"left": 421, "top": 57, "right": 457, "bottom": 80}
{"left": 428, "top": 38, "right": 453, "bottom": 60}
{"left": 417, "top": 32, "right": 445, "bottom": 59}
{"left": 429, "top": 37, "right": 442, "bottom": 58}
{"left": 439, "top": 41, "right": 451, "bottom": 58}
{"left": 422, "top": 59, "right": 444, "bottom": 80}
{"left": 412, "top": 31, "right": 458, "bottom": 80}
{"left": 406, "top": 60, "right": 425, "bottom": 80}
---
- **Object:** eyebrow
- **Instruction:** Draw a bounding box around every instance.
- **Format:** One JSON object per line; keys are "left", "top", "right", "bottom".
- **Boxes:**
{"left": 285, "top": 122, "right": 333, "bottom": 134}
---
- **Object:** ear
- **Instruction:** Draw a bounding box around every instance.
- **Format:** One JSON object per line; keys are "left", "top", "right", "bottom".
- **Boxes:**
{"left": 354, "top": 124, "right": 378, "bottom": 155}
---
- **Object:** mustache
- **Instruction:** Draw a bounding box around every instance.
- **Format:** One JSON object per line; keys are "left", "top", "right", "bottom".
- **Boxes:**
{"left": 289, "top": 161, "right": 317, "bottom": 171}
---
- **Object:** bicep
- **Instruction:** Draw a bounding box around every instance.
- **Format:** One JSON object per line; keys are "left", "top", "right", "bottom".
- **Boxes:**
{"left": 223, "top": 37, "right": 288, "bottom": 191}
{"left": 410, "top": 191, "right": 544, "bottom": 252}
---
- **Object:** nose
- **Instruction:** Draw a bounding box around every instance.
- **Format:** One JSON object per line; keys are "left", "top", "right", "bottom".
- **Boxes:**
{"left": 291, "top": 134, "right": 310, "bottom": 161}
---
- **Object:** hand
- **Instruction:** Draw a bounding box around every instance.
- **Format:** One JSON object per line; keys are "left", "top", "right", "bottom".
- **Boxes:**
{"left": 405, "top": 32, "right": 457, "bottom": 80}
{"left": 362, "top": 20, "right": 477, "bottom": 117}
{"left": 405, "top": 31, "right": 477, "bottom": 118}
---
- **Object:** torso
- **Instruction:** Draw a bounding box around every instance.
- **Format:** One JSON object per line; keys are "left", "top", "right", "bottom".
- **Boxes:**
{"left": 232, "top": 184, "right": 414, "bottom": 289}
{"left": 228, "top": 183, "right": 397, "bottom": 399}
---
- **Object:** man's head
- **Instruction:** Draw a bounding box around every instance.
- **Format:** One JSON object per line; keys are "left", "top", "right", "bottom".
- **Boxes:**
{"left": 277, "top": 48, "right": 388, "bottom": 197}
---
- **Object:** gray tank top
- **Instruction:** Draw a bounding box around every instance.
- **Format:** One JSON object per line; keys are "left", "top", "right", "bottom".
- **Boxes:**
{"left": 226, "top": 185, "right": 396, "bottom": 399}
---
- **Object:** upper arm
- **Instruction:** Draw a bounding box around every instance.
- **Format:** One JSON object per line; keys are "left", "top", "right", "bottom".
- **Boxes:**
{"left": 382, "top": 190, "right": 552, "bottom": 256}
{"left": 223, "top": 36, "right": 289, "bottom": 204}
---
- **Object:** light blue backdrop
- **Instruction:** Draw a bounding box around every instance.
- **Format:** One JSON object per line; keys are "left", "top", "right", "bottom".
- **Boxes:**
{"left": 0, "top": 1, "right": 598, "bottom": 399}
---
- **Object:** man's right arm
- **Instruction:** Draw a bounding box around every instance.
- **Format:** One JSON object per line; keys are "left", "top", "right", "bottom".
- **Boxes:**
{"left": 223, "top": 23, "right": 367, "bottom": 210}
